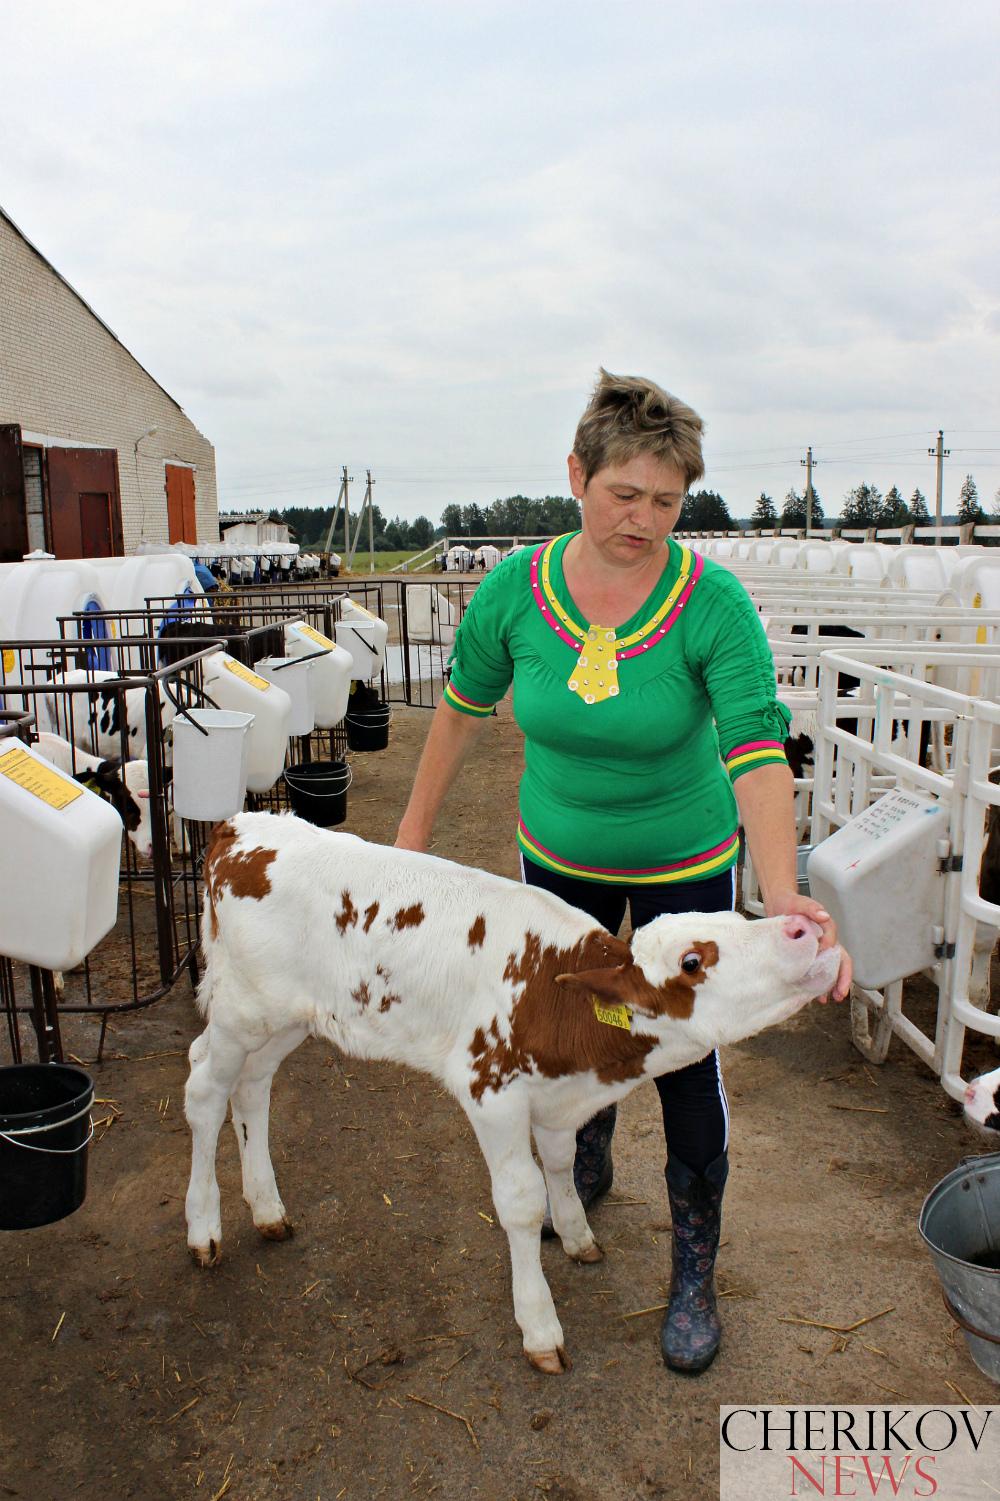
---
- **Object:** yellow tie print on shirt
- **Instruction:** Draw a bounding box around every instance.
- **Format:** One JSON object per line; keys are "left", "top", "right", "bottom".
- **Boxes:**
{"left": 567, "top": 626, "right": 621, "bottom": 705}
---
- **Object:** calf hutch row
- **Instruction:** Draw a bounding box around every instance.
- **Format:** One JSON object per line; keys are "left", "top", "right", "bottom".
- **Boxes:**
{"left": 1, "top": 537, "right": 1000, "bottom": 1388}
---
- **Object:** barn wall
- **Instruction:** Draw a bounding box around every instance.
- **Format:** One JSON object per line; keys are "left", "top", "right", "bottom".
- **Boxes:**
{"left": 0, "top": 214, "right": 218, "bottom": 553}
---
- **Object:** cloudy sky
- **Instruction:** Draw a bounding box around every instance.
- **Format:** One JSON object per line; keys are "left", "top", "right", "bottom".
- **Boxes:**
{"left": 3, "top": 0, "right": 999, "bottom": 523}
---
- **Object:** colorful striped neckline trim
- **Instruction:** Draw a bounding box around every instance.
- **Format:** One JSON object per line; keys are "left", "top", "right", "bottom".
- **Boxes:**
{"left": 529, "top": 534, "right": 703, "bottom": 660}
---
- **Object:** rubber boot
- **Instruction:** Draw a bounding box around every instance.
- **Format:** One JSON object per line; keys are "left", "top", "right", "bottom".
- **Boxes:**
{"left": 540, "top": 1105, "right": 616, "bottom": 1240}
{"left": 660, "top": 1150, "right": 728, "bottom": 1373}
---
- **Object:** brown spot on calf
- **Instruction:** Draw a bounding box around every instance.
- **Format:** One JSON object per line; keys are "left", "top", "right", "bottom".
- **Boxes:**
{"left": 204, "top": 821, "right": 277, "bottom": 940}
{"left": 363, "top": 901, "right": 380, "bottom": 933}
{"left": 467, "top": 915, "right": 487, "bottom": 949}
{"left": 469, "top": 929, "right": 660, "bottom": 1102}
{"left": 392, "top": 903, "right": 425, "bottom": 931}
{"left": 336, "top": 891, "right": 359, "bottom": 933}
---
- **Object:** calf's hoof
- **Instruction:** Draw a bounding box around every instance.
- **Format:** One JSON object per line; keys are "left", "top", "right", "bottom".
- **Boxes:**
{"left": 569, "top": 1241, "right": 604, "bottom": 1265}
{"left": 525, "top": 1345, "right": 573, "bottom": 1375}
{"left": 189, "top": 1239, "right": 221, "bottom": 1268}
{"left": 256, "top": 1216, "right": 294, "bottom": 1242}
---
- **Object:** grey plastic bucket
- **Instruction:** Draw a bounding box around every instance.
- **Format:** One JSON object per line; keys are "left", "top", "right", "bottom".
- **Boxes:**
{"left": 918, "top": 1153, "right": 1000, "bottom": 1381}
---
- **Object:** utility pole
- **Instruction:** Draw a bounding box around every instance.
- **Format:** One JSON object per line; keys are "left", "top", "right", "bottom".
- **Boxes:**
{"left": 800, "top": 447, "right": 819, "bottom": 534}
{"left": 347, "top": 470, "right": 375, "bottom": 572}
{"left": 366, "top": 470, "right": 375, "bottom": 574}
{"left": 928, "top": 430, "right": 950, "bottom": 542}
{"left": 322, "top": 466, "right": 353, "bottom": 566}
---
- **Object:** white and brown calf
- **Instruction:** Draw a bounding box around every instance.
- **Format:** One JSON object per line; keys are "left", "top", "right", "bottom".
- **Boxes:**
{"left": 185, "top": 813, "right": 841, "bottom": 1373}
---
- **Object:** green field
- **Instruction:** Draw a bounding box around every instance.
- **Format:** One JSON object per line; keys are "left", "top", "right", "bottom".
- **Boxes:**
{"left": 337, "top": 549, "right": 436, "bottom": 575}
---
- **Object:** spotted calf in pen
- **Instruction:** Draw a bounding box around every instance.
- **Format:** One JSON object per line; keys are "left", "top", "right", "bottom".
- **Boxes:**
{"left": 185, "top": 814, "right": 841, "bottom": 1373}
{"left": 39, "top": 669, "right": 176, "bottom": 759}
{"left": 34, "top": 732, "right": 156, "bottom": 861}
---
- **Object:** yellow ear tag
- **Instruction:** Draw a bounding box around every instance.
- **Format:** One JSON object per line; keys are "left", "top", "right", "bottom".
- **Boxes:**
{"left": 567, "top": 626, "right": 619, "bottom": 705}
{"left": 592, "top": 997, "right": 631, "bottom": 1031}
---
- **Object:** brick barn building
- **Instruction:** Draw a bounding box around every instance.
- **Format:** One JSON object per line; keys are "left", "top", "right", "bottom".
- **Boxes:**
{"left": 0, "top": 206, "right": 219, "bottom": 562}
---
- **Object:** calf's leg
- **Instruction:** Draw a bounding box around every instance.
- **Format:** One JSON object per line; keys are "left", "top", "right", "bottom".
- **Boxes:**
{"left": 185, "top": 1024, "right": 249, "bottom": 1266}
{"left": 532, "top": 1123, "right": 603, "bottom": 1263}
{"left": 230, "top": 1026, "right": 308, "bottom": 1240}
{"left": 466, "top": 1100, "right": 570, "bottom": 1373}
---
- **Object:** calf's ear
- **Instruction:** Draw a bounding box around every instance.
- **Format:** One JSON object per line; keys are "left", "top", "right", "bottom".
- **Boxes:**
{"left": 555, "top": 965, "right": 631, "bottom": 1003}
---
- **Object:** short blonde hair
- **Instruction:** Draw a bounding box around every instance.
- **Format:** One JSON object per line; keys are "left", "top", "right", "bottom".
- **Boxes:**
{"left": 572, "top": 368, "right": 705, "bottom": 489}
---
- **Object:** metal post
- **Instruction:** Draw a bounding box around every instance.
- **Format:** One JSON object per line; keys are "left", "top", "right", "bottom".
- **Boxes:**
{"left": 928, "top": 430, "right": 950, "bottom": 543}
{"left": 322, "top": 467, "right": 352, "bottom": 568}
{"left": 27, "top": 966, "right": 62, "bottom": 1063}
{"left": 367, "top": 470, "right": 375, "bottom": 574}
{"left": 800, "top": 446, "right": 818, "bottom": 535}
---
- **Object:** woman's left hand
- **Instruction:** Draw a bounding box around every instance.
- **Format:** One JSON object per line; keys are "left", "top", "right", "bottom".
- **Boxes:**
{"left": 765, "top": 890, "right": 853, "bottom": 1004}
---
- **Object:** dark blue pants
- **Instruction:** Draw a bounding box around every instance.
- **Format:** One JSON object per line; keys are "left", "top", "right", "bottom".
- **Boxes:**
{"left": 520, "top": 857, "right": 733, "bottom": 1172}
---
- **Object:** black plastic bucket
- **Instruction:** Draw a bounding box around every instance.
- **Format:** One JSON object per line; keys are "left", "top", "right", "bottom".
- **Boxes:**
{"left": 0, "top": 1064, "right": 95, "bottom": 1230}
{"left": 345, "top": 703, "right": 391, "bottom": 753}
{"left": 284, "top": 760, "right": 352, "bottom": 826}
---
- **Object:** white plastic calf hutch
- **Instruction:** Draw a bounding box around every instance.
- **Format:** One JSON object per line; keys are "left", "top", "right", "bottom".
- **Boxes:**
{"left": 406, "top": 586, "right": 458, "bottom": 646}
{"left": 0, "top": 559, "right": 112, "bottom": 673}
{"left": 0, "top": 738, "right": 122, "bottom": 971}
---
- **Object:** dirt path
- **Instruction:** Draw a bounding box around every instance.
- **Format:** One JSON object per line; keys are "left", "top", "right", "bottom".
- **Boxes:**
{"left": 2, "top": 703, "right": 997, "bottom": 1501}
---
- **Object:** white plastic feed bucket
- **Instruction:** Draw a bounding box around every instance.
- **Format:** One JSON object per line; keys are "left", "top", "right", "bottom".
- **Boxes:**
{"left": 201, "top": 652, "right": 292, "bottom": 794}
{"left": 254, "top": 657, "right": 316, "bottom": 736}
{"left": 172, "top": 708, "right": 254, "bottom": 821}
{"left": 335, "top": 620, "right": 384, "bottom": 682}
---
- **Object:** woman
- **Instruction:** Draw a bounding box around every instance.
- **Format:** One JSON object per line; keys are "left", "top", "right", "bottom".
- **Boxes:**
{"left": 396, "top": 369, "right": 850, "bottom": 1374}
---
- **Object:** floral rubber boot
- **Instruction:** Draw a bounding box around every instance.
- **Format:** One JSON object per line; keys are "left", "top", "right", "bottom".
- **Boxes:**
{"left": 660, "top": 1150, "right": 729, "bottom": 1373}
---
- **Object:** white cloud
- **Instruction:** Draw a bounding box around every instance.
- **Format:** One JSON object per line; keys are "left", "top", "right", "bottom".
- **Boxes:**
{"left": 2, "top": 0, "right": 999, "bottom": 517}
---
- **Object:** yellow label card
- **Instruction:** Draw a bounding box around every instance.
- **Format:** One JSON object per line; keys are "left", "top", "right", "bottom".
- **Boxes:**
{"left": 224, "top": 658, "right": 271, "bottom": 691}
{"left": 2, "top": 649, "right": 14, "bottom": 675}
{"left": 592, "top": 998, "right": 631, "bottom": 1031}
{"left": 295, "top": 624, "right": 335, "bottom": 650}
{"left": 0, "top": 746, "right": 84, "bottom": 809}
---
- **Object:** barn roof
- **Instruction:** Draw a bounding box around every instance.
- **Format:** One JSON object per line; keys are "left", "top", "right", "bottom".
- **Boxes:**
{"left": 0, "top": 203, "right": 185, "bottom": 416}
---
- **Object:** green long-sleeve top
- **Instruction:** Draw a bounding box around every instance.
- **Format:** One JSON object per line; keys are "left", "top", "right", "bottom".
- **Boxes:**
{"left": 444, "top": 533, "right": 790, "bottom": 885}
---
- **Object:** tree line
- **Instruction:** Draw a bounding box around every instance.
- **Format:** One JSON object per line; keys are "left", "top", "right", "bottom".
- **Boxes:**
{"left": 259, "top": 475, "right": 994, "bottom": 551}
{"left": 685, "top": 474, "right": 992, "bottom": 532}
{"left": 276, "top": 495, "right": 583, "bottom": 551}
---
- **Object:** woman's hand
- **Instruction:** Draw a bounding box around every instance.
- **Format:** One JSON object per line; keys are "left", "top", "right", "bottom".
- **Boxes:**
{"left": 765, "top": 889, "right": 853, "bottom": 1004}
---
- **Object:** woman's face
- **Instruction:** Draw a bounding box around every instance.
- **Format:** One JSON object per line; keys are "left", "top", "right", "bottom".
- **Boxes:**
{"left": 568, "top": 451, "right": 686, "bottom": 566}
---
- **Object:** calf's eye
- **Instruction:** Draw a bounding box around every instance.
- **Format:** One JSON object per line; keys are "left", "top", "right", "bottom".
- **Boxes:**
{"left": 680, "top": 952, "right": 701, "bottom": 975}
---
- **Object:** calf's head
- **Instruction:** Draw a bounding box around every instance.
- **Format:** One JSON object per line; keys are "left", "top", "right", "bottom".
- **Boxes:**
{"left": 76, "top": 757, "right": 155, "bottom": 861}
{"left": 558, "top": 910, "right": 840, "bottom": 1060}
{"left": 964, "top": 1067, "right": 1000, "bottom": 1138}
